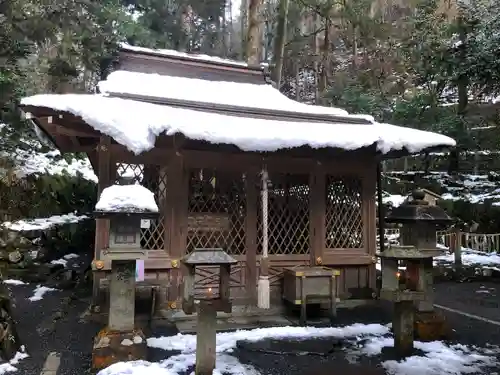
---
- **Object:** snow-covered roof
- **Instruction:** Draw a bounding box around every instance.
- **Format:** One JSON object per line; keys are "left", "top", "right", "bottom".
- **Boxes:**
{"left": 21, "top": 92, "right": 455, "bottom": 156}
{"left": 20, "top": 48, "right": 456, "bottom": 157}
{"left": 98, "top": 70, "right": 369, "bottom": 120}
{"left": 120, "top": 43, "right": 265, "bottom": 69}
{"left": 95, "top": 184, "right": 159, "bottom": 213}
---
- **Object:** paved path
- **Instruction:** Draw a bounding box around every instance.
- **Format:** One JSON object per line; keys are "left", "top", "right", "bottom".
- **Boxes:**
{"left": 435, "top": 281, "right": 500, "bottom": 322}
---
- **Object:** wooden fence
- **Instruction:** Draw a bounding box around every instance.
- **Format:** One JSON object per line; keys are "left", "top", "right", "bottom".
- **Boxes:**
{"left": 380, "top": 228, "right": 500, "bottom": 254}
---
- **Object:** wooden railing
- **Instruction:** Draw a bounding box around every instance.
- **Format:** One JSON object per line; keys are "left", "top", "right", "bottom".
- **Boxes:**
{"left": 379, "top": 228, "right": 500, "bottom": 254}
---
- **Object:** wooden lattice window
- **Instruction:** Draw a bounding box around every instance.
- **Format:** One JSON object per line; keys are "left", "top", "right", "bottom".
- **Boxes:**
{"left": 115, "top": 163, "right": 166, "bottom": 250}
{"left": 257, "top": 173, "right": 310, "bottom": 255}
{"left": 186, "top": 169, "right": 246, "bottom": 255}
{"left": 325, "top": 175, "right": 363, "bottom": 249}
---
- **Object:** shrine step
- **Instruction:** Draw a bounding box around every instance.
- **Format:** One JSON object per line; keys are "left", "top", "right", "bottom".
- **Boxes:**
{"left": 173, "top": 314, "right": 292, "bottom": 333}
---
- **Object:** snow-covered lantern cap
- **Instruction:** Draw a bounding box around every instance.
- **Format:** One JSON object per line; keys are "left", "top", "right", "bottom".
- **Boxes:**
{"left": 94, "top": 184, "right": 159, "bottom": 260}
{"left": 181, "top": 248, "right": 237, "bottom": 315}
{"left": 385, "top": 189, "right": 453, "bottom": 257}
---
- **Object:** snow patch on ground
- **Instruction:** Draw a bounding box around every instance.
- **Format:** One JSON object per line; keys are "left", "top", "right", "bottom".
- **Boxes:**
{"left": 50, "top": 253, "right": 79, "bottom": 267}
{"left": 0, "top": 346, "right": 29, "bottom": 375}
{"left": 28, "top": 285, "right": 59, "bottom": 301}
{"left": 435, "top": 249, "right": 500, "bottom": 268}
{"left": 99, "top": 324, "right": 499, "bottom": 375}
{"left": 3, "top": 280, "right": 27, "bottom": 286}
{"left": 353, "top": 336, "right": 500, "bottom": 375}
{"left": 147, "top": 324, "right": 390, "bottom": 353}
{"left": 2, "top": 213, "right": 89, "bottom": 232}
{"left": 100, "top": 324, "right": 389, "bottom": 375}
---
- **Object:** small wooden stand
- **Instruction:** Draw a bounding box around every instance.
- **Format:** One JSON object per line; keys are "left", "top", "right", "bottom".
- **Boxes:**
{"left": 282, "top": 266, "right": 340, "bottom": 325}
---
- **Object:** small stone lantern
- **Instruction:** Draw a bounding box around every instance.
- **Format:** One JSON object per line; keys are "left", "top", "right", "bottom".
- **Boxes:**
{"left": 181, "top": 248, "right": 237, "bottom": 375}
{"left": 379, "top": 189, "right": 453, "bottom": 357}
{"left": 101, "top": 211, "right": 157, "bottom": 261}
{"left": 91, "top": 184, "right": 159, "bottom": 370}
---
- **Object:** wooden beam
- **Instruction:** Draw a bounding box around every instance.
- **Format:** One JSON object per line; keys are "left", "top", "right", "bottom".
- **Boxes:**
{"left": 44, "top": 121, "right": 99, "bottom": 138}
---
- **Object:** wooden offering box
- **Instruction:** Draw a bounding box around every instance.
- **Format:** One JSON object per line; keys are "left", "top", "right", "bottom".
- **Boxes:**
{"left": 283, "top": 266, "right": 340, "bottom": 324}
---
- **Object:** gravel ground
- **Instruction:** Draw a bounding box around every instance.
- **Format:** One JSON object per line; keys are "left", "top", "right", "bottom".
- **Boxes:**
{"left": 8, "top": 282, "right": 99, "bottom": 375}
{"left": 3, "top": 279, "right": 500, "bottom": 375}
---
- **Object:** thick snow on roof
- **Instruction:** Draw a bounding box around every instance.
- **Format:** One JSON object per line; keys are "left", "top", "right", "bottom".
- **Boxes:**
{"left": 95, "top": 184, "right": 159, "bottom": 213}
{"left": 121, "top": 43, "right": 259, "bottom": 68}
{"left": 21, "top": 93, "right": 456, "bottom": 155}
{"left": 98, "top": 70, "right": 365, "bottom": 119}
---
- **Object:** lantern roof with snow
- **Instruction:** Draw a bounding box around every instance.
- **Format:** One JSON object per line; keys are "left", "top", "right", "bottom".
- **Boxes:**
{"left": 94, "top": 184, "right": 159, "bottom": 219}
{"left": 385, "top": 189, "right": 453, "bottom": 225}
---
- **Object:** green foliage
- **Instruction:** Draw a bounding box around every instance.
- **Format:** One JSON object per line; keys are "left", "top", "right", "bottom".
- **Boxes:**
{"left": 0, "top": 173, "right": 97, "bottom": 220}
{"left": 439, "top": 199, "right": 500, "bottom": 234}
{"left": 125, "top": 0, "right": 227, "bottom": 53}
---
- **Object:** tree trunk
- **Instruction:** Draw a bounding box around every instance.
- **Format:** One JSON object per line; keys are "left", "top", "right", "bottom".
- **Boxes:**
{"left": 318, "top": 17, "right": 331, "bottom": 102}
{"left": 271, "top": 0, "right": 289, "bottom": 87}
{"left": 246, "top": 0, "right": 264, "bottom": 65}
{"left": 240, "top": 0, "right": 248, "bottom": 60}
{"left": 313, "top": 14, "right": 321, "bottom": 104}
{"left": 449, "top": 15, "right": 468, "bottom": 175}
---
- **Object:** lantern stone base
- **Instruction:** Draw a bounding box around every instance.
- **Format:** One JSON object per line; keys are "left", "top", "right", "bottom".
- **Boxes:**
{"left": 414, "top": 311, "right": 450, "bottom": 341}
{"left": 91, "top": 328, "right": 147, "bottom": 370}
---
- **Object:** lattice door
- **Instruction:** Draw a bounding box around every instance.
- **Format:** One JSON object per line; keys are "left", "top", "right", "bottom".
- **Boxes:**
{"left": 325, "top": 175, "right": 364, "bottom": 249}
{"left": 257, "top": 173, "right": 310, "bottom": 286}
{"left": 186, "top": 168, "right": 246, "bottom": 298}
{"left": 257, "top": 173, "right": 310, "bottom": 255}
{"left": 115, "top": 163, "right": 166, "bottom": 250}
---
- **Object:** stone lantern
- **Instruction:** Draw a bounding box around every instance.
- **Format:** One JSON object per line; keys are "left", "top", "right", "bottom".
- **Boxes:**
{"left": 379, "top": 189, "right": 453, "bottom": 357}
{"left": 91, "top": 184, "right": 159, "bottom": 370}
{"left": 181, "top": 248, "right": 237, "bottom": 375}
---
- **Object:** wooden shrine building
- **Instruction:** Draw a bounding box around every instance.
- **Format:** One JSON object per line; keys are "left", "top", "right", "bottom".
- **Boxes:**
{"left": 19, "top": 44, "right": 456, "bottom": 313}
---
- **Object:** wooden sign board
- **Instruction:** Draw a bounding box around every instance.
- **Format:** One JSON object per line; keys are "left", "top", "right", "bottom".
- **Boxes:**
{"left": 188, "top": 213, "right": 230, "bottom": 232}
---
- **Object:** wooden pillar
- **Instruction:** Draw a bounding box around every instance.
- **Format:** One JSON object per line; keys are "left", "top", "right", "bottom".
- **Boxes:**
{"left": 452, "top": 227, "right": 462, "bottom": 268}
{"left": 92, "top": 136, "right": 112, "bottom": 311}
{"left": 364, "top": 166, "right": 377, "bottom": 292}
{"left": 309, "top": 164, "right": 325, "bottom": 265}
{"left": 95, "top": 136, "right": 112, "bottom": 260}
{"left": 167, "top": 152, "right": 188, "bottom": 306}
{"left": 245, "top": 170, "right": 258, "bottom": 305}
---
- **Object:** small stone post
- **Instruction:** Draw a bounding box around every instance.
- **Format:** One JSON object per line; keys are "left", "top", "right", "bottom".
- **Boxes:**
{"left": 393, "top": 300, "right": 415, "bottom": 357}
{"left": 379, "top": 249, "right": 418, "bottom": 358}
{"left": 195, "top": 301, "right": 217, "bottom": 375}
{"left": 108, "top": 260, "right": 136, "bottom": 331}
